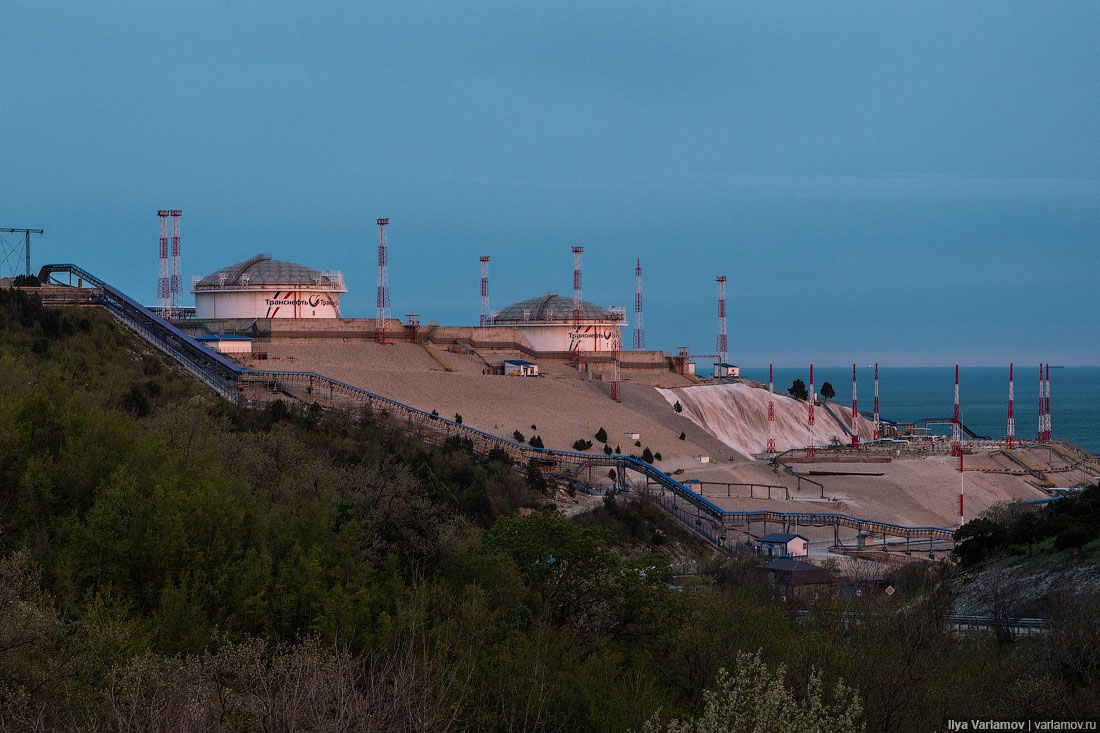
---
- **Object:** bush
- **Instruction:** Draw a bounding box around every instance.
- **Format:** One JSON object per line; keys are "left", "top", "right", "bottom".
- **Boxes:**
{"left": 454, "top": 413, "right": 463, "bottom": 424}
{"left": 679, "top": 431, "right": 686, "bottom": 440}
{"left": 634, "top": 440, "right": 641, "bottom": 447}
{"left": 573, "top": 439, "right": 593, "bottom": 451}
{"left": 654, "top": 452, "right": 662, "bottom": 461}
{"left": 529, "top": 435, "right": 544, "bottom": 449}
{"left": 595, "top": 427, "right": 608, "bottom": 443}
{"left": 642, "top": 447, "right": 654, "bottom": 464}
{"left": 513, "top": 430, "right": 525, "bottom": 443}
{"left": 604, "top": 444, "right": 612, "bottom": 455}
{"left": 674, "top": 401, "right": 682, "bottom": 413}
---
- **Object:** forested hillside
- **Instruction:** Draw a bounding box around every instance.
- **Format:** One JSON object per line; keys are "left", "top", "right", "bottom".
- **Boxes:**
{"left": 1, "top": 289, "right": 1097, "bottom": 730}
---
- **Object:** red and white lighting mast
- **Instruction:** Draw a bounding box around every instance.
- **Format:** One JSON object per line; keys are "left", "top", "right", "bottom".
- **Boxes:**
{"left": 951, "top": 365, "right": 962, "bottom": 457}
{"left": 570, "top": 246, "right": 584, "bottom": 365}
{"left": 807, "top": 364, "right": 816, "bottom": 458}
{"left": 873, "top": 363, "right": 881, "bottom": 440}
{"left": 169, "top": 210, "right": 182, "bottom": 317}
{"left": 479, "top": 255, "right": 490, "bottom": 327}
{"left": 716, "top": 276, "right": 728, "bottom": 369}
{"left": 156, "top": 210, "right": 170, "bottom": 315}
{"left": 1045, "top": 364, "right": 1052, "bottom": 442}
{"left": 767, "top": 364, "right": 776, "bottom": 456}
{"left": 851, "top": 363, "right": 859, "bottom": 449}
{"left": 633, "top": 259, "right": 645, "bottom": 350}
{"left": 1037, "top": 363, "right": 1045, "bottom": 443}
{"left": 1007, "top": 363, "right": 1016, "bottom": 449}
{"left": 955, "top": 365, "right": 965, "bottom": 525}
{"left": 376, "top": 218, "right": 390, "bottom": 344}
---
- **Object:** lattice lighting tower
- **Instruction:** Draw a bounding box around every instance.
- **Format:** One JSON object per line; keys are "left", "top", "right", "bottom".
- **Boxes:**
{"left": 611, "top": 312, "right": 622, "bottom": 402}
{"left": 479, "top": 256, "right": 490, "bottom": 327}
{"left": 633, "top": 259, "right": 645, "bottom": 350}
{"left": 376, "top": 218, "right": 390, "bottom": 344}
{"left": 1037, "top": 363, "right": 1045, "bottom": 442}
{"left": 851, "top": 364, "right": 859, "bottom": 449}
{"left": 156, "top": 210, "right": 170, "bottom": 314}
{"left": 1045, "top": 363, "right": 1052, "bottom": 442}
{"left": 807, "top": 364, "right": 816, "bottom": 458}
{"left": 873, "top": 363, "right": 881, "bottom": 441}
{"left": 952, "top": 365, "right": 962, "bottom": 457}
{"left": 570, "top": 246, "right": 584, "bottom": 365}
{"left": 715, "top": 276, "right": 728, "bottom": 367}
{"left": 767, "top": 364, "right": 776, "bottom": 456}
{"left": 958, "top": 440, "right": 965, "bottom": 527}
{"left": 1007, "top": 363, "right": 1016, "bottom": 449}
{"left": 169, "top": 210, "right": 182, "bottom": 318}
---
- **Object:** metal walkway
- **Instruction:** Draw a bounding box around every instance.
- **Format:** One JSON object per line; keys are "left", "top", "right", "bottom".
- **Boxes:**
{"left": 37, "top": 263, "right": 958, "bottom": 550}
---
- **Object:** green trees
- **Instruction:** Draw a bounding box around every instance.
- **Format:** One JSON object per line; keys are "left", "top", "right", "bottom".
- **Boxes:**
{"left": 674, "top": 401, "right": 682, "bottom": 413}
{"left": 820, "top": 381, "right": 835, "bottom": 403}
{"left": 788, "top": 379, "right": 808, "bottom": 401}
{"left": 5, "top": 298, "right": 1100, "bottom": 729}
{"left": 595, "top": 427, "right": 608, "bottom": 443}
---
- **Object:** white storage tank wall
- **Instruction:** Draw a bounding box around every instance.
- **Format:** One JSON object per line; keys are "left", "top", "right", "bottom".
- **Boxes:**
{"left": 195, "top": 289, "right": 342, "bottom": 319}
{"left": 516, "top": 323, "right": 621, "bottom": 352}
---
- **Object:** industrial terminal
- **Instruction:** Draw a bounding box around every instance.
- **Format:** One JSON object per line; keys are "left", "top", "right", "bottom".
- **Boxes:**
{"left": 17, "top": 210, "right": 1100, "bottom": 566}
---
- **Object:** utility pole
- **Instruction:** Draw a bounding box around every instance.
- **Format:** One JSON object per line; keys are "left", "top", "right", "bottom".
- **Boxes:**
{"left": 0, "top": 228, "right": 44, "bottom": 277}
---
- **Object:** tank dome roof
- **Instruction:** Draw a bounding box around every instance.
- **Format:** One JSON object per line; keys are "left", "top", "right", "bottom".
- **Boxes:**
{"left": 194, "top": 254, "right": 344, "bottom": 290}
{"left": 492, "top": 293, "right": 615, "bottom": 323}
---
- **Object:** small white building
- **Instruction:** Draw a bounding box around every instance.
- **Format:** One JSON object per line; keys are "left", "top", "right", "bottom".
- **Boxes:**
{"left": 503, "top": 359, "right": 539, "bottom": 377}
{"left": 754, "top": 533, "right": 809, "bottom": 558}
{"left": 714, "top": 362, "right": 740, "bottom": 378}
{"left": 624, "top": 432, "right": 640, "bottom": 441}
{"left": 196, "top": 334, "right": 253, "bottom": 354}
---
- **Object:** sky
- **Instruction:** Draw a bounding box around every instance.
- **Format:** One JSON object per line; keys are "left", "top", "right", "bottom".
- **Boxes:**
{"left": 4, "top": 1, "right": 1099, "bottom": 366}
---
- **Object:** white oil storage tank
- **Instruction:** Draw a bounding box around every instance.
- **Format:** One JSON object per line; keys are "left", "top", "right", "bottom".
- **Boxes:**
{"left": 192, "top": 253, "right": 346, "bottom": 319}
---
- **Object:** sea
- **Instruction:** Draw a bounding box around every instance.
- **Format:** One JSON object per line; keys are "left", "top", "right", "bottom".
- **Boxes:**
{"left": 716, "top": 366, "right": 1100, "bottom": 455}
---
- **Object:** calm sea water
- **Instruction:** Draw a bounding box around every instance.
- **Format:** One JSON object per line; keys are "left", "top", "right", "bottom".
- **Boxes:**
{"left": 726, "top": 366, "right": 1100, "bottom": 455}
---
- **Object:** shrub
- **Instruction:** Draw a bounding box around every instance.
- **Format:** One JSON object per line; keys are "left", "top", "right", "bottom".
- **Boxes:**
{"left": 679, "top": 431, "right": 686, "bottom": 440}
{"left": 529, "top": 435, "right": 544, "bottom": 449}
{"left": 604, "top": 444, "right": 612, "bottom": 455}
{"left": 454, "top": 413, "right": 463, "bottom": 424}
{"left": 573, "top": 439, "right": 593, "bottom": 451}
{"left": 642, "top": 447, "right": 654, "bottom": 464}
{"left": 674, "top": 401, "right": 682, "bottom": 413}
{"left": 513, "top": 430, "right": 525, "bottom": 443}
{"left": 595, "top": 427, "right": 608, "bottom": 443}
{"left": 654, "top": 452, "right": 662, "bottom": 461}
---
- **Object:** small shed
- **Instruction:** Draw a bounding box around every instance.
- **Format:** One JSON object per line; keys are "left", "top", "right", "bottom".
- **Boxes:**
{"left": 503, "top": 359, "right": 539, "bottom": 377}
{"left": 196, "top": 334, "right": 253, "bottom": 354}
{"left": 683, "top": 479, "right": 702, "bottom": 494}
{"left": 624, "top": 432, "right": 640, "bottom": 440}
{"left": 693, "top": 455, "right": 711, "bottom": 464}
{"left": 714, "top": 362, "right": 740, "bottom": 378}
{"left": 754, "top": 532, "right": 809, "bottom": 558}
{"left": 757, "top": 559, "right": 834, "bottom": 600}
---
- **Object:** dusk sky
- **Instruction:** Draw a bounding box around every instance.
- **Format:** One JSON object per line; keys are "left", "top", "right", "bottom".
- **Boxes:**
{"left": 5, "top": 2, "right": 1099, "bottom": 366}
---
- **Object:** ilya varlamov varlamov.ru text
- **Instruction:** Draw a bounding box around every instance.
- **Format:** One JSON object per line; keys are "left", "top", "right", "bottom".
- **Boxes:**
{"left": 947, "top": 722, "right": 1097, "bottom": 731}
